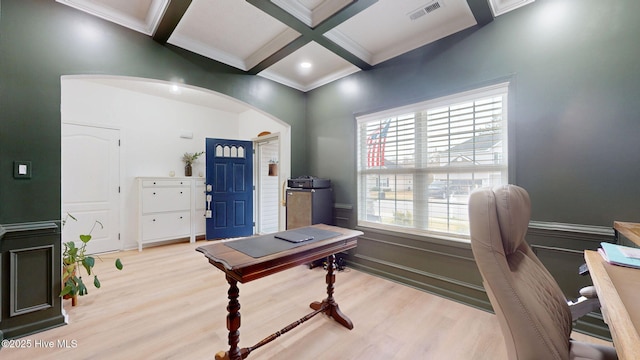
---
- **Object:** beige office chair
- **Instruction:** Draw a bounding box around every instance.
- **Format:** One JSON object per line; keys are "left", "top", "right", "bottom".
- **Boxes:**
{"left": 468, "top": 185, "right": 617, "bottom": 360}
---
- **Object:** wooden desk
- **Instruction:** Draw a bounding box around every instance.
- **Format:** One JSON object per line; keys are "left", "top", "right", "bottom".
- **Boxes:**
{"left": 197, "top": 224, "right": 363, "bottom": 360}
{"left": 584, "top": 250, "right": 640, "bottom": 360}
{"left": 614, "top": 221, "right": 640, "bottom": 246}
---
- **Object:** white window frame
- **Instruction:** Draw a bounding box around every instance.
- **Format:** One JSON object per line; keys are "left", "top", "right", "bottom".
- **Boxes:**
{"left": 356, "top": 83, "right": 510, "bottom": 241}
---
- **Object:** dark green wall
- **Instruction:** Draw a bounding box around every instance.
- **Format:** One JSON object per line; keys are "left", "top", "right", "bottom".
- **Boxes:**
{"left": 306, "top": 0, "right": 639, "bottom": 339}
{"left": 0, "top": 0, "right": 306, "bottom": 339}
{"left": 307, "top": 0, "right": 640, "bottom": 226}
{"left": 0, "top": 0, "right": 307, "bottom": 224}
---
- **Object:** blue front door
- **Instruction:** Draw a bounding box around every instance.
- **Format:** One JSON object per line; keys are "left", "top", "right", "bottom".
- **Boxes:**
{"left": 205, "top": 138, "right": 254, "bottom": 239}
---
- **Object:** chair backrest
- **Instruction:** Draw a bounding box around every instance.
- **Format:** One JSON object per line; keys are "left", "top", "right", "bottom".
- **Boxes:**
{"left": 468, "top": 185, "right": 573, "bottom": 360}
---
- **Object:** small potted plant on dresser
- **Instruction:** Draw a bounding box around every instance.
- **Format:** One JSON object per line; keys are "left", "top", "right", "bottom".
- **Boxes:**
{"left": 182, "top": 151, "right": 204, "bottom": 177}
{"left": 61, "top": 214, "right": 123, "bottom": 306}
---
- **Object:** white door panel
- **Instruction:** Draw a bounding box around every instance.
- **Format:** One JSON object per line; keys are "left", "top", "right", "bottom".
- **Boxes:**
{"left": 194, "top": 180, "right": 206, "bottom": 236}
{"left": 256, "top": 138, "right": 280, "bottom": 234}
{"left": 62, "top": 124, "right": 120, "bottom": 254}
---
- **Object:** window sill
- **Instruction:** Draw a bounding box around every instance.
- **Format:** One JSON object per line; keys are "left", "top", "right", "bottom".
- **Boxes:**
{"left": 355, "top": 221, "right": 471, "bottom": 248}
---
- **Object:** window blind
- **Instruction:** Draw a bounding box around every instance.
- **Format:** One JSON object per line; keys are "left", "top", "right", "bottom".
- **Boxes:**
{"left": 356, "top": 83, "right": 509, "bottom": 238}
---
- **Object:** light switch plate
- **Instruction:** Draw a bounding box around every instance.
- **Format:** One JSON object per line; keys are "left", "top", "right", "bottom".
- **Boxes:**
{"left": 13, "top": 161, "right": 32, "bottom": 179}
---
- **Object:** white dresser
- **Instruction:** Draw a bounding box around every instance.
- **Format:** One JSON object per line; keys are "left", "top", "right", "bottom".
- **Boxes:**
{"left": 137, "top": 177, "right": 206, "bottom": 251}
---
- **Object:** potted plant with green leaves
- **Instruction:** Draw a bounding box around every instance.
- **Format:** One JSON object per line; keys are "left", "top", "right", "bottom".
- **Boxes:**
{"left": 61, "top": 214, "right": 123, "bottom": 306}
{"left": 182, "top": 151, "right": 204, "bottom": 176}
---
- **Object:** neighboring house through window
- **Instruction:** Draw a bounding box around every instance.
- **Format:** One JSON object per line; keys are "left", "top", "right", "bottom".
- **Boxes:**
{"left": 356, "top": 83, "right": 509, "bottom": 239}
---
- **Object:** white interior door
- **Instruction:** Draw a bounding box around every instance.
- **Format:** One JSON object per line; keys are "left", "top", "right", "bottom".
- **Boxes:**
{"left": 62, "top": 123, "right": 120, "bottom": 254}
{"left": 255, "top": 136, "right": 280, "bottom": 234}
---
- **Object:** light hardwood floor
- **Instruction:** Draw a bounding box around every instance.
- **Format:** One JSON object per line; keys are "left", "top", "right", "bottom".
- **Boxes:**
{"left": 0, "top": 240, "right": 609, "bottom": 359}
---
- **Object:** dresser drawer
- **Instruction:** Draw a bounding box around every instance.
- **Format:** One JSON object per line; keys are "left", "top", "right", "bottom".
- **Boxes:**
{"left": 142, "top": 179, "right": 190, "bottom": 188}
{"left": 142, "top": 187, "right": 191, "bottom": 213}
{"left": 141, "top": 211, "right": 191, "bottom": 241}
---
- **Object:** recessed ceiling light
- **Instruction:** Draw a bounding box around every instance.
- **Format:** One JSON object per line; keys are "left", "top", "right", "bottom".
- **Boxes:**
{"left": 300, "top": 62, "right": 312, "bottom": 69}
{"left": 170, "top": 84, "right": 181, "bottom": 94}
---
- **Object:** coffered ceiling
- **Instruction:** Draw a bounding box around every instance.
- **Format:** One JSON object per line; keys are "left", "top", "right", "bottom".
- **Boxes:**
{"left": 56, "top": 0, "right": 535, "bottom": 92}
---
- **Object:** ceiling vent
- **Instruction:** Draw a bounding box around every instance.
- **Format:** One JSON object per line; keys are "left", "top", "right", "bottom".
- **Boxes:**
{"left": 409, "top": 1, "right": 443, "bottom": 21}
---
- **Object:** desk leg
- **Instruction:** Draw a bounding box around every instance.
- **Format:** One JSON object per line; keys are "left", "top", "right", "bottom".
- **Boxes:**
{"left": 310, "top": 254, "right": 354, "bottom": 330}
{"left": 215, "top": 275, "right": 244, "bottom": 360}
